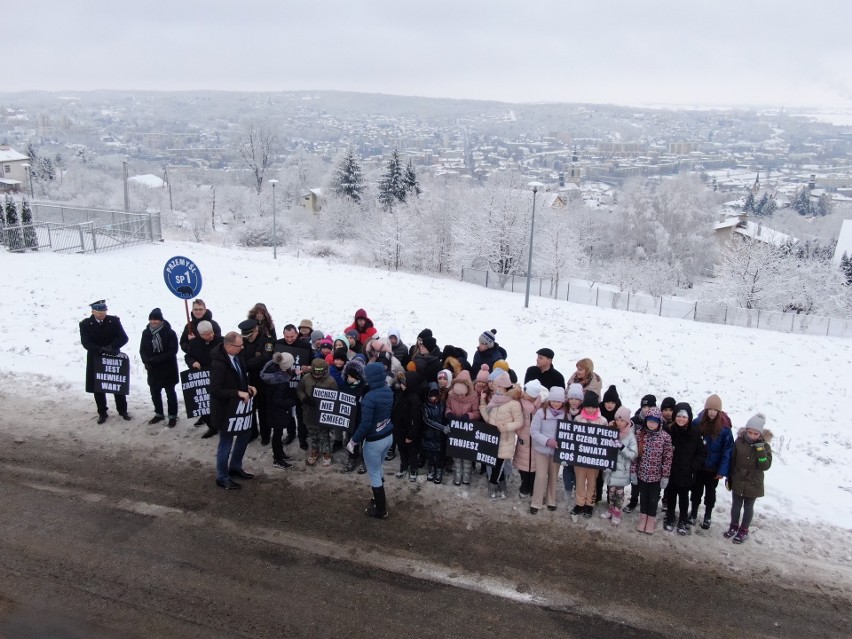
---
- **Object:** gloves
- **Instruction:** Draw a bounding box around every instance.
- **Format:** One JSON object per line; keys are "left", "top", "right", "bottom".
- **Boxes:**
{"left": 346, "top": 440, "right": 356, "bottom": 455}
{"left": 660, "top": 478, "right": 669, "bottom": 490}
{"left": 630, "top": 472, "right": 638, "bottom": 485}
{"left": 101, "top": 347, "right": 118, "bottom": 356}
{"left": 442, "top": 424, "right": 451, "bottom": 435}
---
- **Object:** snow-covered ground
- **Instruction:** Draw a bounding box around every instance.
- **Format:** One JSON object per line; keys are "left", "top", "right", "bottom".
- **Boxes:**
{"left": 2, "top": 240, "right": 851, "bottom": 583}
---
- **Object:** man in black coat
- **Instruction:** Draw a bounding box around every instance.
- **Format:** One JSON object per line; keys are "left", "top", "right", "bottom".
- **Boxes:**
{"left": 273, "top": 323, "right": 314, "bottom": 449}
{"left": 523, "top": 347, "right": 565, "bottom": 389}
{"left": 240, "top": 318, "right": 275, "bottom": 444}
{"left": 139, "top": 307, "right": 179, "bottom": 427}
{"left": 179, "top": 298, "right": 222, "bottom": 353}
{"left": 185, "top": 320, "right": 222, "bottom": 437}
{"left": 210, "top": 331, "right": 257, "bottom": 490}
{"left": 79, "top": 300, "right": 130, "bottom": 424}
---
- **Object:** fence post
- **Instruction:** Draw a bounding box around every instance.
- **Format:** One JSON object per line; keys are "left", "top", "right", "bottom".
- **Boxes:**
{"left": 539, "top": 277, "right": 542, "bottom": 297}
{"left": 723, "top": 306, "right": 727, "bottom": 325}
{"left": 756, "top": 310, "right": 761, "bottom": 329}
{"left": 826, "top": 317, "right": 831, "bottom": 337}
{"left": 485, "top": 271, "right": 489, "bottom": 288}
{"left": 693, "top": 303, "right": 697, "bottom": 320}
{"left": 627, "top": 292, "right": 631, "bottom": 312}
{"left": 595, "top": 287, "right": 600, "bottom": 306}
{"left": 659, "top": 297, "right": 663, "bottom": 316}
{"left": 566, "top": 282, "right": 570, "bottom": 301}
{"left": 78, "top": 223, "right": 85, "bottom": 252}
{"left": 148, "top": 212, "right": 154, "bottom": 242}
{"left": 461, "top": 267, "right": 465, "bottom": 282}
{"left": 791, "top": 312, "right": 795, "bottom": 333}
{"left": 46, "top": 224, "right": 52, "bottom": 249}
{"left": 91, "top": 224, "right": 98, "bottom": 253}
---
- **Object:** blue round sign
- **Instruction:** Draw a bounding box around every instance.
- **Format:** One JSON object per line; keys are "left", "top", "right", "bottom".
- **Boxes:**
{"left": 163, "top": 256, "right": 203, "bottom": 299}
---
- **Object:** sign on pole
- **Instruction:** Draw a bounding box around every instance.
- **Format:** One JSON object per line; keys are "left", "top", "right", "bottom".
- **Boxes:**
{"left": 180, "top": 369, "right": 211, "bottom": 418}
{"left": 94, "top": 354, "right": 130, "bottom": 395}
{"left": 554, "top": 420, "right": 621, "bottom": 470}
{"left": 445, "top": 418, "right": 500, "bottom": 466}
{"left": 163, "top": 256, "right": 203, "bottom": 299}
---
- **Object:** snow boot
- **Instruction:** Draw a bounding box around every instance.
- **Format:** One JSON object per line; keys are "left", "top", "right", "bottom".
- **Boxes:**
{"left": 497, "top": 478, "right": 507, "bottom": 498}
{"left": 365, "top": 486, "right": 388, "bottom": 519}
{"left": 732, "top": 526, "right": 749, "bottom": 544}
{"left": 644, "top": 515, "right": 657, "bottom": 535}
{"left": 723, "top": 523, "right": 740, "bottom": 539}
{"left": 700, "top": 510, "right": 712, "bottom": 530}
{"left": 488, "top": 483, "right": 499, "bottom": 499}
{"left": 434, "top": 468, "right": 443, "bottom": 485}
{"left": 582, "top": 505, "right": 593, "bottom": 519}
{"left": 636, "top": 514, "right": 648, "bottom": 532}
{"left": 427, "top": 465, "right": 436, "bottom": 482}
{"left": 663, "top": 518, "right": 675, "bottom": 532}
{"left": 570, "top": 504, "right": 582, "bottom": 522}
{"left": 611, "top": 509, "right": 622, "bottom": 526}
{"left": 461, "top": 460, "right": 472, "bottom": 485}
{"left": 342, "top": 454, "right": 357, "bottom": 473}
{"left": 600, "top": 508, "right": 613, "bottom": 520}
{"left": 677, "top": 520, "right": 690, "bottom": 536}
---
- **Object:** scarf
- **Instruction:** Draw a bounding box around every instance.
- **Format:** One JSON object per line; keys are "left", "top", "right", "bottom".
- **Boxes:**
{"left": 149, "top": 322, "right": 164, "bottom": 353}
{"left": 487, "top": 390, "right": 514, "bottom": 409}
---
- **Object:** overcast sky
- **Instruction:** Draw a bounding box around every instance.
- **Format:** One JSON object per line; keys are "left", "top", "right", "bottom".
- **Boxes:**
{"left": 5, "top": 0, "right": 851, "bottom": 108}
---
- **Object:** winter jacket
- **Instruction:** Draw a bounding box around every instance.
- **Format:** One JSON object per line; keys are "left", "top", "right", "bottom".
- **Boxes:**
{"left": 515, "top": 394, "right": 543, "bottom": 472}
{"left": 273, "top": 337, "right": 314, "bottom": 393}
{"left": 259, "top": 360, "right": 297, "bottom": 430}
{"left": 523, "top": 365, "right": 566, "bottom": 391}
{"left": 343, "top": 308, "right": 378, "bottom": 345}
{"left": 412, "top": 346, "right": 443, "bottom": 383}
{"left": 341, "top": 359, "right": 367, "bottom": 437}
{"left": 471, "top": 342, "right": 508, "bottom": 373}
{"left": 184, "top": 334, "right": 222, "bottom": 370}
{"left": 530, "top": 405, "right": 565, "bottom": 457}
{"left": 80, "top": 313, "right": 129, "bottom": 393}
{"left": 208, "top": 343, "right": 248, "bottom": 434}
{"left": 138, "top": 320, "right": 179, "bottom": 387}
{"left": 179, "top": 309, "right": 221, "bottom": 353}
{"left": 567, "top": 371, "right": 603, "bottom": 400}
{"left": 351, "top": 362, "right": 394, "bottom": 444}
{"left": 695, "top": 417, "right": 735, "bottom": 477}
{"left": 631, "top": 427, "right": 673, "bottom": 484}
{"left": 296, "top": 368, "right": 338, "bottom": 428}
{"left": 422, "top": 390, "right": 447, "bottom": 452}
{"left": 364, "top": 339, "right": 404, "bottom": 385}
{"left": 445, "top": 370, "right": 481, "bottom": 421}
{"left": 243, "top": 333, "right": 275, "bottom": 384}
{"left": 392, "top": 370, "right": 425, "bottom": 443}
{"left": 668, "top": 423, "right": 706, "bottom": 488}
{"left": 606, "top": 427, "right": 638, "bottom": 488}
{"left": 479, "top": 393, "right": 523, "bottom": 460}
{"left": 730, "top": 429, "right": 773, "bottom": 499}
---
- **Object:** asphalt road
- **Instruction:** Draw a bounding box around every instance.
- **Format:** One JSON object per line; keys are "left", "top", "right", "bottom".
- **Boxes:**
{"left": 0, "top": 432, "right": 848, "bottom": 639}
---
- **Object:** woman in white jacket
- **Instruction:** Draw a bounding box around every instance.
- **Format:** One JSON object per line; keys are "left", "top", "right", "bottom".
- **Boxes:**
{"left": 529, "top": 387, "right": 566, "bottom": 514}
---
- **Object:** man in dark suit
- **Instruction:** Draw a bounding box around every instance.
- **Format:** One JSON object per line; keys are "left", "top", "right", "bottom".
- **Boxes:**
{"left": 79, "top": 300, "right": 130, "bottom": 424}
{"left": 210, "top": 331, "right": 257, "bottom": 490}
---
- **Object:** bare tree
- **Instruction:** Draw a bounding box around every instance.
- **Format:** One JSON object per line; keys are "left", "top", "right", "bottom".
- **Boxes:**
{"left": 237, "top": 123, "right": 278, "bottom": 195}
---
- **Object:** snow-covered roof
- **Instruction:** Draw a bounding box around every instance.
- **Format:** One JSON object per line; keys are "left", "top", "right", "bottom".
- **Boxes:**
{"left": 733, "top": 221, "right": 795, "bottom": 247}
{"left": 833, "top": 219, "right": 852, "bottom": 265}
{"left": 0, "top": 148, "right": 28, "bottom": 162}
{"left": 713, "top": 217, "right": 742, "bottom": 230}
{"left": 129, "top": 174, "right": 165, "bottom": 188}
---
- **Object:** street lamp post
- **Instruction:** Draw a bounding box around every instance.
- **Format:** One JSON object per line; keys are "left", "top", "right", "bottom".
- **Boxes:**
{"left": 524, "top": 181, "right": 544, "bottom": 308}
{"left": 269, "top": 179, "right": 279, "bottom": 259}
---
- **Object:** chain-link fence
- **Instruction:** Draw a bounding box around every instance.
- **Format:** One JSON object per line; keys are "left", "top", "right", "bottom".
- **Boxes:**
{"left": 1, "top": 202, "right": 162, "bottom": 254}
{"left": 460, "top": 267, "right": 852, "bottom": 338}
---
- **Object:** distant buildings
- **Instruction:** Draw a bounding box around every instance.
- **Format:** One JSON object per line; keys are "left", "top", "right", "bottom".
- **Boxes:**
{"left": 0, "top": 146, "right": 29, "bottom": 192}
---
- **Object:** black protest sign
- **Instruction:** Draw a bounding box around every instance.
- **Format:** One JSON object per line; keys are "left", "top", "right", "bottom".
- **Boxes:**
{"left": 554, "top": 419, "right": 621, "bottom": 470}
{"left": 94, "top": 354, "right": 130, "bottom": 395}
{"left": 180, "top": 369, "right": 211, "bottom": 418}
{"left": 446, "top": 418, "right": 500, "bottom": 466}
{"left": 312, "top": 387, "right": 356, "bottom": 430}
{"left": 224, "top": 396, "right": 254, "bottom": 434}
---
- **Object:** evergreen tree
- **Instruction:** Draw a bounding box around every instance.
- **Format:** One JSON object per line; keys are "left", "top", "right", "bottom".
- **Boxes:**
{"left": 816, "top": 193, "right": 833, "bottom": 217}
{"left": 4, "top": 195, "right": 23, "bottom": 250}
{"left": 753, "top": 192, "right": 768, "bottom": 215}
{"left": 20, "top": 198, "right": 37, "bottom": 249}
{"left": 378, "top": 149, "right": 407, "bottom": 209}
{"left": 792, "top": 186, "right": 813, "bottom": 216}
{"left": 841, "top": 252, "right": 852, "bottom": 285}
{"left": 742, "top": 191, "right": 756, "bottom": 214}
{"left": 331, "top": 149, "right": 365, "bottom": 203}
{"left": 405, "top": 159, "right": 421, "bottom": 197}
{"left": 763, "top": 196, "right": 777, "bottom": 217}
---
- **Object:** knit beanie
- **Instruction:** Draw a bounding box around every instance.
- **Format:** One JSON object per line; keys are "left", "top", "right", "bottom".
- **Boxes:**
{"left": 475, "top": 364, "right": 490, "bottom": 383}
{"left": 745, "top": 412, "right": 766, "bottom": 433}
{"left": 310, "top": 329, "right": 324, "bottom": 343}
{"left": 640, "top": 394, "right": 657, "bottom": 407}
{"left": 602, "top": 384, "right": 620, "bottom": 405}
{"left": 417, "top": 328, "right": 433, "bottom": 341}
{"left": 479, "top": 329, "right": 497, "bottom": 347}
{"left": 422, "top": 336, "right": 437, "bottom": 352}
{"left": 548, "top": 386, "right": 565, "bottom": 403}
{"left": 148, "top": 307, "right": 164, "bottom": 321}
{"left": 566, "top": 383, "right": 584, "bottom": 401}
{"left": 492, "top": 371, "right": 512, "bottom": 388}
{"left": 645, "top": 407, "right": 662, "bottom": 424}
{"left": 273, "top": 351, "right": 295, "bottom": 371}
{"left": 582, "top": 390, "right": 600, "bottom": 409}
{"left": 333, "top": 347, "right": 348, "bottom": 362}
{"left": 614, "top": 406, "right": 632, "bottom": 423}
{"left": 492, "top": 359, "right": 509, "bottom": 372}
{"left": 438, "top": 369, "right": 453, "bottom": 383}
{"left": 661, "top": 396, "right": 677, "bottom": 412}
{"left": 523, "top": 379, "right": 543, "bottom": 398}
{"left": 704, "top": 394, "right": 723, "bottom": 411}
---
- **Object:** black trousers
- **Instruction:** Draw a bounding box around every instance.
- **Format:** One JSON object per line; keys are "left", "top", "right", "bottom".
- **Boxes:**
{"left": 690, "top": 469, "right": 720, "bottom": 514}
{"left": 149, "top": 383, "right": 178, "bottom": 418}
{"left": 518, "top": 470, "right": 535, "bottom": 495}
{"left": 271, "top": 412, "right": 295, "bottom": 462}
{"left": 489, "top": 458, "right": 505, "bottom": 484}
{"left": 293, "top": 402, "right": 308, "bottom": 443}
{"left": 638, "top": 480, "right": 661, "bottom": 517}
{"left": 94, "top": 392, "right": 127, "bottom": 416}
{"left": 666, "top": 485, "right": 691, "bottom": 524}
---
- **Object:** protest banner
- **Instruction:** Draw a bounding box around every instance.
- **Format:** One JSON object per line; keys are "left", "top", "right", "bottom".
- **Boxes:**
{"left": 94, "top": 354, "right": 130, "bottom": 395}
{"left": 180, "top": 369, "right": 211, "bottom": 418}
{"left": 312, "top": 387, "right": 357, "bottom": 430}
{"left": 445, "top": 418, "right": 500, "bottom": 466}
{"left": 554, "top": 419, "right": 621, "bottom": 470}
{"left": 224, "top": 396, "right": 254, "bottom": 434}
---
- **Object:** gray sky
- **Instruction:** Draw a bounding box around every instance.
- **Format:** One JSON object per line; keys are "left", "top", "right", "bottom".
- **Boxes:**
{"left": 6, "top": 0, "right": 852, "bottom": 107}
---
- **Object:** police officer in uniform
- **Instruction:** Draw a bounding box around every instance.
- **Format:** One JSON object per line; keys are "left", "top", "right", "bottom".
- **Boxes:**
{"left": 79, "top": 299, "right": 130, "bottom": 424}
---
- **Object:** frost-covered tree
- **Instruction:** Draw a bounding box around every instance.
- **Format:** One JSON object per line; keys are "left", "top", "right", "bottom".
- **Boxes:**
{"left": 841, "top": 253, "right": 852, "bottom": 286}
{"left": 792, "top": 186, "right": 813, "bottom": 216}
{"left": 742, "top": 191, "right": 756, "bottom": 214}
{"left": 4, "top": 195, "right": 23, "bottom": 250}
{"left": 237, "top": 122, "right": 278, "bottom": 195}
{"left": 20, "top": 198, "right": 37, "bottom": 249}
{"left": 405, "top": 159, "right": 421, "bottom": 197}
{"left": 715, "top": 237, "right": 784, "bottom": 310}
{"left": 377, "top": 150, "right": 407, "bottom": 209}
{"left": 331, "top": 149, "right": 365, "bottom": 203}
{"left": 816, "top": 193, "right": 833, "bottom": 217}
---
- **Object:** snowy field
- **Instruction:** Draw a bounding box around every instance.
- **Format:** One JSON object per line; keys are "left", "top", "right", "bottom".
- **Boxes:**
{"left": 1, "top": 240, "right": 851, "bottom": 584}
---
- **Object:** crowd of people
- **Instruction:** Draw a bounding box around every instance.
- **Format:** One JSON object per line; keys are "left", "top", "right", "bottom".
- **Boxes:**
{"left": 79, "top": 299, "right": 773, "bottom": 540}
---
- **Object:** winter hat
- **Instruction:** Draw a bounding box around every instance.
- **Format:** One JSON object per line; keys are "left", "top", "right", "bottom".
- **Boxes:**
{"left": 523, "top": 379, "right": 543, "bottom": 398}
{"left": 745, "top": 412, "right": 766, "bottom": 433}
{"left": 508, "top": 369, "right": 518, "bottom": 384}
{"left": 345, "top": 329, "right": 359, "bottom": 340}
{"left": 417, "top": 328, "right": 433, "bottom": 341}
{"left": 674, "top": 402, "right": 694, "bottom": 425}
{"left": 196, "top": 320, "right": 213, "bottom": 334}
{"left": 387, "top": 327, "right": 402, "bottom": 341}
{"left": 645, "top": 407, "right": 662, "bottom": 424}
{"left": 492, "top": 370, "right": 512, "bottom": 389}
{"left": 422, "top": 336, "right": 437, "bottom": 352}
{"left": 437, "top": 369, "right": 453, "bottom": 382}
{"left": 475, "top": 364, "right": 490, "bottom": 383}
{"left": 319, "top": 336, "right": 334, "bottom": 348}
{"left": 614, "top": 406, "right": 632, "bottom": 423}
{"left": 333, "top": 347, "right": 348, "bottom": 362}
{"left": 148, "top": 307, "right": 164, "bottom": 321}
{"left": 310, "top": 358, "right": 328, "bottom": 376}
{"left": 704, "top": 394, "right": 723, "bottom": 411}
{"left": 273, "top": 351, "right": 295, "bottom": 371}
{"left": 602, "top": 385, "right": 620, "bottom": 405}
{"left": 582, "top": 390, "right": 600, "bottom": 410}
{"left": 488, "top": 369, "right": 503, "bottom": 382}
{"left": 640, "top": 394, "right": 657, "bottom": 408}
{"left": 492, "top": 359, "right": 510, "bottom": 372}
{"left": 299, "top": 319, "right": 313, "bottom": 331}
{"left": 536, "top": 347, "right": 555, "bottom": 360}
{"left": 89, "top": 300, "right": 108, "bottom": 311}
{"left": 661, "top": 397, "right": 677, "bottom": 412}
{"left": 548, "top": 386, "right": 565, "bottom": 403}
{"left": 567, "top": 383, "right": 585, "bottom": 401}
{"left": 310, "top": 329, "right": 324, "bottom": 343}
{"left": 479, "top": 329, "right": 497, "bottom": 347}
{"left": 427, "top": 382, "right": 441, "bottom": 398}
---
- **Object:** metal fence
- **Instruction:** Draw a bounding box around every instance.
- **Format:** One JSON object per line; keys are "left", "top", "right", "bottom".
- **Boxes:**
{"left": 2, "top": 202, "right": 162, "bottom": 254}
{"left": 460, "top": 268, "right": 852, "bottom": 338}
